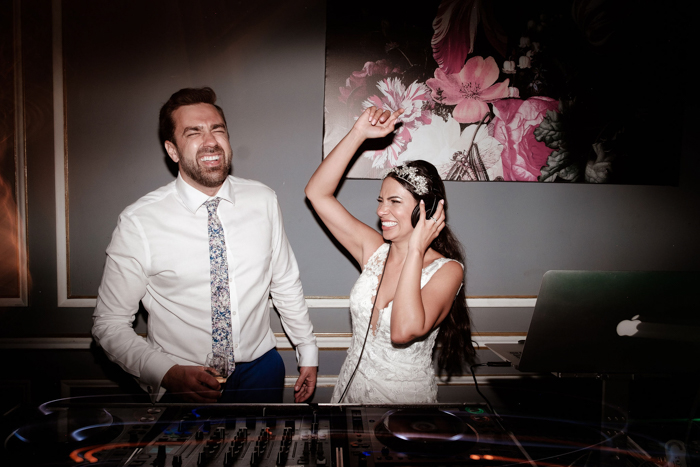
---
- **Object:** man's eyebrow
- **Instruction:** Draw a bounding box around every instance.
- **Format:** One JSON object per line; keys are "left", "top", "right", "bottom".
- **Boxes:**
{"left": 182, "top": 125, "right": 203, "bottom": 134}
{"left": 181, "top": 122, "right": 226, "bottom": 134}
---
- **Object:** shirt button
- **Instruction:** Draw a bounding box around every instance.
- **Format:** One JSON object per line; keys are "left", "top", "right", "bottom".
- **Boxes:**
{"left": 232, "top": 311, "right": 236, "bottom": 315}
{"left": 235, "top": 344, "right": 238, "bottom": 349}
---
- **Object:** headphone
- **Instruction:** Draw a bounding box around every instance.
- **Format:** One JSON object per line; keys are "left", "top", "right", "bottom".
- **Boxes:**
{"left": 411, "top": 195, "right": 438, "bottom": 227}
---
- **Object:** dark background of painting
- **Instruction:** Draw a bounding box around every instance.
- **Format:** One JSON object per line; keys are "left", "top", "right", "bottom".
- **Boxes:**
{"left": 325, "top": 0, "right": 685, "bottom": 184}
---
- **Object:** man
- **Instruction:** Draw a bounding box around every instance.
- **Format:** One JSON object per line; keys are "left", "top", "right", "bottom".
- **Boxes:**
{"left": 92, "top": 87, "right": 317, "bottom": 403}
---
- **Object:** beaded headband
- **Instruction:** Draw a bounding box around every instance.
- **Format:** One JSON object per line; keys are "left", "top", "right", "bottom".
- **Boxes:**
{"left": 383, "top": 165, "right": 429, "bottom": 195}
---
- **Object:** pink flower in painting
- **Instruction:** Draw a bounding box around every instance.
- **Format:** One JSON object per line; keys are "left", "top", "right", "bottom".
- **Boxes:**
{"left": 492, "top": 96, "right": 559, "bottom": 181}
{"left": 361, "top": 78, "right": 433, "bottom": 168}
{"left": 339, "top": 59, "right": 401, "bottom": 105}
{"left": 426, "top": 56, "right": 509, "bottom": 124}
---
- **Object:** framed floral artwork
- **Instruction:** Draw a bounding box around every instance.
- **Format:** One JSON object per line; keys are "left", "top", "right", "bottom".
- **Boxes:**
{"left": 323, "top": 0, "right": 684, "bottom": 184}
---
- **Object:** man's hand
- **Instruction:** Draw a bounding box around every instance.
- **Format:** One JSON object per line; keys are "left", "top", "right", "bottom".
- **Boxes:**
{"left": 161, "top": 365, "right": 222, "bottom": 403}
{"left": 294, "top": 366, "right": 317, "bottom": 403}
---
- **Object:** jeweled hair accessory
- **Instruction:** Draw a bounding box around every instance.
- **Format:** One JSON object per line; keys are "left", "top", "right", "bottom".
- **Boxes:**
{"left": 383, "top": 165, "right": 429, "bottom": 195}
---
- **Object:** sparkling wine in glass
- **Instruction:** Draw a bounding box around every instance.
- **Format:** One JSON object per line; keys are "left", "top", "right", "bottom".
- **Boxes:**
{"left": 205, "top": 352, "right": 230, "bottom": 384}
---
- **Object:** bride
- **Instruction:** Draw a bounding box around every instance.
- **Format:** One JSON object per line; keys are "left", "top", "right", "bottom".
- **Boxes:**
{"left": 305, "top": 106, "right": 476, "bottom": 403}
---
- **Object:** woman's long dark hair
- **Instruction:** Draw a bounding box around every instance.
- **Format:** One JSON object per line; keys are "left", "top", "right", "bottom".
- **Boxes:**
{"left": 385, "top": 160, "right": 476, "bottom": 380}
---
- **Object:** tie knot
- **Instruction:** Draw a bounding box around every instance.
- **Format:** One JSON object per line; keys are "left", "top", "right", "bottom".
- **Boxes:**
{"left": 205, "top": 198, "right": 221, "bottom": 214}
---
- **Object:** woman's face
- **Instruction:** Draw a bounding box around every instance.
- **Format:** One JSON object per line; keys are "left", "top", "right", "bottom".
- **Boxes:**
{"left": 376, "top": 177, "right": 418, "bottom": 242}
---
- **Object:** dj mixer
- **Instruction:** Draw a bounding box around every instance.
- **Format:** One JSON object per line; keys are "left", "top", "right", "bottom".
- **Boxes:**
{"left": 4, "top": 403, "right": 535, "bottom": 466}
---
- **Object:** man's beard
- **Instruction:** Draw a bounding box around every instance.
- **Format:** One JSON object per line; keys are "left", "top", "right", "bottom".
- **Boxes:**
{"left": 179, "top": 145, "right": 232, "bottom": 188}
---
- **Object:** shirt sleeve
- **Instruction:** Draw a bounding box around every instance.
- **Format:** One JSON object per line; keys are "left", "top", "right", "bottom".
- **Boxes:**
{"left": 268, "top": 197, "right": 318, "bottom": 367}
{"left": 92, "top": 212, "right": 177, "bottom": 398}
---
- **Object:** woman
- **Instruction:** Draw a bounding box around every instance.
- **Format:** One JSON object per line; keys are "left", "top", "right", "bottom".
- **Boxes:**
{"left": 305, "top": 106, "right": 475, "bottom": 403}
{"left": 305, "top": 107, "right": 474, "bottom": 403}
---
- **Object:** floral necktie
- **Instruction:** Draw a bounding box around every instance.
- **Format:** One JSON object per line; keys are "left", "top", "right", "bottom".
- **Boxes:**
{"left": 205, "top": 198, "right": 235, "bottom": 376}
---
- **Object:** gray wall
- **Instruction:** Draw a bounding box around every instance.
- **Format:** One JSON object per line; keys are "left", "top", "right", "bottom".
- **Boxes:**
{"left": 1, "top": 0, "right": 698, "bottom": 408}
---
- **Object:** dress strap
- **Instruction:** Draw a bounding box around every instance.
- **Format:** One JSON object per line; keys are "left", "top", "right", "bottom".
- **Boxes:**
{"left": 420, "top": 257, "right": 463, "bottom": 289}
{"left": 363, "top": 243, "right": 390, "bottom": 276}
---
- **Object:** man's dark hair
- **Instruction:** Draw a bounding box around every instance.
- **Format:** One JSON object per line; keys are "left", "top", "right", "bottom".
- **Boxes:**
{"left": 158, "top": 87, "right": 227, "bottom": 144}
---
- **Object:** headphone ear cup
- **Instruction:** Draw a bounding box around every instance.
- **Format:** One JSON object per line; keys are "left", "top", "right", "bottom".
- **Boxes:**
{"left": 411, "top": 196, "right": 437, "bottom": 228}
{"left": 411, "top": 205, "right": 421, "bottom": 227}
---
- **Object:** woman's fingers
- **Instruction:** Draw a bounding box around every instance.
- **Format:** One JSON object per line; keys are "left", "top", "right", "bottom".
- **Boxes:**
{"left": 365, "top": 106, "right": 404, "bottom": 127}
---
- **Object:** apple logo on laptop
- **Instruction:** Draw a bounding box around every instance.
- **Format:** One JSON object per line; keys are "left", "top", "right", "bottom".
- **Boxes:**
{"left": 616, "top": 315, "right": 641, "bottom": 337}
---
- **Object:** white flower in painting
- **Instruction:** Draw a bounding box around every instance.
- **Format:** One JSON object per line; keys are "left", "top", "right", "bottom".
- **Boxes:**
{"left": 502, "top": 60, "right": 516, "bottom": 75}
{"left": 397, "top": 117, "right": 504, "bottom": 181}
{"left": 518, "top": 55, "right": 531, "bottom": 69}
{"left": 360, "top": 78, "right": 433, "bottom": 168}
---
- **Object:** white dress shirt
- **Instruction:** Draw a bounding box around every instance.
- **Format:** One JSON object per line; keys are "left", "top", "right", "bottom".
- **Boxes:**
{"left": 92, "top": 174, "right": 317, "bottom": 399}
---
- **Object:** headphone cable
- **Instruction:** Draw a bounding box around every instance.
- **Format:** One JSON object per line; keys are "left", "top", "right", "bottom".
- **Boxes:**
{"left": 338, "top": 243, "right": 391, "bottom": 403}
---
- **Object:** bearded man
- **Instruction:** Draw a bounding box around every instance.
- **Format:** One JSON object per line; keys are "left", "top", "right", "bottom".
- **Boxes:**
{"left": 92, "top": 87, "right": 317, "bottom": 403}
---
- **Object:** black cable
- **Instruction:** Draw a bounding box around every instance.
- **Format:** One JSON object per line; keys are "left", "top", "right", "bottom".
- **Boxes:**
{"left": 338, "top": 244, "right": 391, "bottom": 403}
{"left": 470, "top": 363, "right": 496, "bottom": 415}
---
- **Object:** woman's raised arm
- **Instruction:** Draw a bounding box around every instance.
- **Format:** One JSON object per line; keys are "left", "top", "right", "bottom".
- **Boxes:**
{"left": 305, "top": 106, "right": 403, "bottom": 265}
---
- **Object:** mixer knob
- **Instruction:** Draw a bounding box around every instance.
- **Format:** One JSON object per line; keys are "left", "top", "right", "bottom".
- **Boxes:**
{"left": 381, "top": 446, "right": 390, "bottom": 457}
{"left": 172, "top": 454, "right": 182, "bottom": 467}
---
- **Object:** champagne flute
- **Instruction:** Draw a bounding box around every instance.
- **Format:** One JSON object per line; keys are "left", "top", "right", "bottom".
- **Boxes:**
{"left": 205, "top": 352, "right": 230, "bottom": 384}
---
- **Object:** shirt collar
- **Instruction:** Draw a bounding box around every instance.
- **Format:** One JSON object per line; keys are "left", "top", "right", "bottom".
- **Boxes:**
{"left": 175, "top": 173, "right": 236, "bottom": 213}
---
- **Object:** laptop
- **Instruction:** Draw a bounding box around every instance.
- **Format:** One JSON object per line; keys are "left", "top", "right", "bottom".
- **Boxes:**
{"left": 485, "top": 270, "right": 700, "bottom": 374}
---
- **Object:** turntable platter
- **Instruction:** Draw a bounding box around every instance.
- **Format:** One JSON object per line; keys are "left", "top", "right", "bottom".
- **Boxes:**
{"left": 374, "top": 409, "right": 478, "bottom": 455}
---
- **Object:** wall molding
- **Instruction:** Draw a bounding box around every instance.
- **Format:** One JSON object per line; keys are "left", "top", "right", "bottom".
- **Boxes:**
{"left": 53, "top": 296, "right": 538, "bottom": 309}
{"left": 0, "top": 333, "right": 525, "bottom": 350}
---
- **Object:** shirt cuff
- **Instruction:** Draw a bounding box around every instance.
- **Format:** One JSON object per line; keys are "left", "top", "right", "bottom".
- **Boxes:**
{"left": 295, "top": 342, "right": 319, "bottom": 368}
{"left": 140, "top": 352, "right": 178, "bottom": 401}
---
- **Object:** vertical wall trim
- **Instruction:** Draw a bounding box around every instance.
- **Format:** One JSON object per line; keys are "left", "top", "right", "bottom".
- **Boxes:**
{"left": 52, "top": 0, "right": 67, "bottom": 306}
{"left": 15, "top": 0, "right": 28, "bottom": 306}
{"left": 52, "top": 0, "right": 69, "bottom": 307}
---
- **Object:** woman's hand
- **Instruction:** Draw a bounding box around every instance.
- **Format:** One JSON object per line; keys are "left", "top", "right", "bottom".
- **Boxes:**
{"left": 351, "top": 106, "right": 404, "bottom": 140}
{"left": 408, "top": 199, "right": 445, "bottom": 254}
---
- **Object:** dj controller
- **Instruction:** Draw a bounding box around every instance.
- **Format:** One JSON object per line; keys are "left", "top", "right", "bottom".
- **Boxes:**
{"left": 4, "top": 403, "right": 537, "bottom": 466}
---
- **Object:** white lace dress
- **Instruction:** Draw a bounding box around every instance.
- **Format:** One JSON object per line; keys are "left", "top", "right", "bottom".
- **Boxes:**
{"left": 330, "top": 243, "right": 460, "bottom": 404}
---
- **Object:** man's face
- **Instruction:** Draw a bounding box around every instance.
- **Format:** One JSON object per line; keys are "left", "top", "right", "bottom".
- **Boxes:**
{"left": 164, "top": 103, "right": 233, "bottom": 195}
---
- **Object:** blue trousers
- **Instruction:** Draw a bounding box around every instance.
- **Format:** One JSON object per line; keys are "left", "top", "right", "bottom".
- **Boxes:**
{"left": 219, "top": 348, "right": 285, "bottom": 403}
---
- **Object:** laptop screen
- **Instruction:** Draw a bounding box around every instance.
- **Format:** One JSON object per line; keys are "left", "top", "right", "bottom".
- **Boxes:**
{"left": 517, "top": 270, "right": 700, "bottom": 374}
